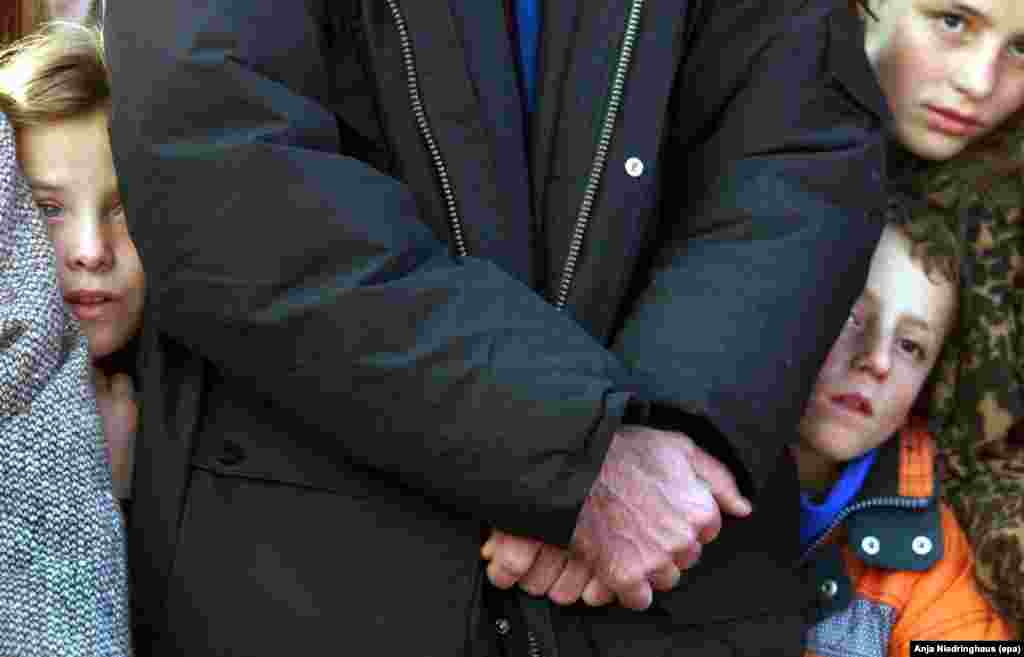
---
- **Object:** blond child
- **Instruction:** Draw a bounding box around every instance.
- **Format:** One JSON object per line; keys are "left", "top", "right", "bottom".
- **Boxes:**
{"left": 0, "top": 22, "right": 141, "bottom": 499}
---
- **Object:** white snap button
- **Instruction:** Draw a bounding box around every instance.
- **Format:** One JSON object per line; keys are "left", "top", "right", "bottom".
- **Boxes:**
{"left": 820, "top": 579, "right": 839, "bottom": 599}
{"left": 912, "top": 535, "right": 933, "bottom": 556}
{"left": 861, "top": 536, "right": 881, "bottom": 556}
{"left": 625, "top": 157, "right": 644, "bottom": 177}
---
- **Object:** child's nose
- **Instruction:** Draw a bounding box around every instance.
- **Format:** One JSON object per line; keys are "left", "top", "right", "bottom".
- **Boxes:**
{"left": 853, "top": 334, "right": 890, "bottom": 381}
{"left": 67, "top": 220, "right": 113, "bottom": 272}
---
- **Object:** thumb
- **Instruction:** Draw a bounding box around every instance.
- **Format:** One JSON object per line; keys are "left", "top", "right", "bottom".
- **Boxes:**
{"left": 686, "top": 443, "right": 752, "bottom": 518}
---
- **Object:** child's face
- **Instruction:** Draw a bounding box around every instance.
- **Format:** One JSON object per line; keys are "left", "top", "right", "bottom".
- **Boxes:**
{"left": 864, "top": 0, "right": 1024, "bottom": 160}
{"left": 17, "top": 108, "right": 144, "bottom": 361}
{"left": 798, "top": 226, "right": 956, "bottom": 468}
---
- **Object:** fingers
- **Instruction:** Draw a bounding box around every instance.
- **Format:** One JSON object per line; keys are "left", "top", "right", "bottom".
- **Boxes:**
{"left": 484, "top": 531, "right": 542, "bottom": 590}
{"left": 647, "top": 562, "right": 681, "bottom": 593}
{"left": 518, "top": 543, "right": 568, "bottom": 597}
{"left": 546, "top": 557, "right": 591, "bottom": 606}
{"left": 685, "top": 441, "right": 753, "bottom": 520}
{"left": 692, "top": 496, "right": 723, "bottom": 547}
{"left": 614, "top": 579, "right": 654, "bottom": 611}
{"left": 581, "top": 577, "right": 616, "bottom": 607}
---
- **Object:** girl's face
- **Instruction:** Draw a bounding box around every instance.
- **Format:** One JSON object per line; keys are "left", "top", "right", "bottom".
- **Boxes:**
{"left": 17, "top": 108, "right": 144, "bottom": 361}
{"left": 864, "top": 0, "right": 1024, "bottom": 160}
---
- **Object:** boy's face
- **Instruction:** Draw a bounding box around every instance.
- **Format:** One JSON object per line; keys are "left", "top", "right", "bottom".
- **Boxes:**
{"left": 863, "top": 0, "right": 1024, "bottom": 161}
{"left": 798, "top": 226, "right": 956, "bottom": 469}
{"left": 17, "top": 108, "right": 144, "bottom": 361}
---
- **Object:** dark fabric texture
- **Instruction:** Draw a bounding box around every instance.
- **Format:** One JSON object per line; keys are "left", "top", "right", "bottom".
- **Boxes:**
{"left": 102, "top": 0, "right": 889, "bottom": 654}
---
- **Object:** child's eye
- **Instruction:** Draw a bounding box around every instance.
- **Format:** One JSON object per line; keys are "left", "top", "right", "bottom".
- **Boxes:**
{"left": 36, "top": 202, "right": 64, "bottom": 220}
{"left": 898, "top": 338, "right": 926, "bottom": 360}
{"left": 936, "top": 12, "right": 967, "bottom": 33}
{"left": 1009, "top": 39, "right": 1024, "bottom": 61}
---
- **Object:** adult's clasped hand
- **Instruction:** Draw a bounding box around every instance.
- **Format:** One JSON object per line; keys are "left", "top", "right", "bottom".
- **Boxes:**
{"left": 481, "top": 425, "right": 753, "bottom": 611}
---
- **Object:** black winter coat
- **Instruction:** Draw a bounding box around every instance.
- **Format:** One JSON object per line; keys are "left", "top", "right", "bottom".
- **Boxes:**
{"left": 104, "top": 0, "right": 890, "bottom": 655}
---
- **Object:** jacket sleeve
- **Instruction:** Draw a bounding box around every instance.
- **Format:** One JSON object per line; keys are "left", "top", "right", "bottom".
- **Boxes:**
{"left": 613, "top": 1, "right": 889, "bottom": 494}
{"left": 888, "top": 505, "right": 1016, "bottom": 650}
{"left": 102, "top": 0, "right": 628, "bottom": 545}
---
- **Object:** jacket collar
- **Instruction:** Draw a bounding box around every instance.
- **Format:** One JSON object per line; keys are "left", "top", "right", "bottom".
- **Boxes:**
{"left": 844, "top": 418, "right": 943, "bottom": 572}
{"left": 854, "top": 417, "right": 937, "bottom": 503}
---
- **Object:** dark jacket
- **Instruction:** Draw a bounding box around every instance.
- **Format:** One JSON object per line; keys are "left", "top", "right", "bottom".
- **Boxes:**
{"left": 104, "top": 1, "right": 890, "bottom": 655}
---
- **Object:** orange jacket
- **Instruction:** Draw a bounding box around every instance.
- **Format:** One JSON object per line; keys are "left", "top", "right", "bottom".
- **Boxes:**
{"left": 804, "top": 420, "right": 1013, "bottom": 657}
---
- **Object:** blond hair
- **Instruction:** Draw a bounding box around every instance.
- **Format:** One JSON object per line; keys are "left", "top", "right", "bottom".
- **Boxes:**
{"left": 0, "top": 21, "right": 108, "bottom": 132}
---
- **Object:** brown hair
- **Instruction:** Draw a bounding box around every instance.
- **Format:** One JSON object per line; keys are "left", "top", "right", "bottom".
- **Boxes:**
{"left": 0, "top": 21, "right": 109, "bottom": 131}
{"left": 893, "top": 218, "right": 961, "bottom": 286}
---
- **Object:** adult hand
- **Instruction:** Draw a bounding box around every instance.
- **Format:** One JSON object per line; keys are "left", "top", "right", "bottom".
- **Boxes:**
{"left": 480, "top": 425, "right": 751, "bottom": 610}
{"left": 93, "top": 369, "right": 137, "bottom": 500}
{"left": 568, "top": 424, "right": 752, "bottom": 610}
{"left": 482, "top": 528, "right": 616, "bottom": 606}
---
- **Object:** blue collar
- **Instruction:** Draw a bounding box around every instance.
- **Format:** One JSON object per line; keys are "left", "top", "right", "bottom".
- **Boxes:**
{"left": 799, "top": 449, "right": 878, "bottom": 548}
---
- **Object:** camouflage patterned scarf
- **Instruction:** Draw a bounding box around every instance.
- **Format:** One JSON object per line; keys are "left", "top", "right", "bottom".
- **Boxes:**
{"left": 0, "top": 113, "right": 130, "bottom": 654}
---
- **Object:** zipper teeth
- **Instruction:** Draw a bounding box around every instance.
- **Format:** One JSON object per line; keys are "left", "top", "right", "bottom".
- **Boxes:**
{"left": 526, "top": 630, "right": 543, "bottom": 657}
{"left": 553, "top": 0, "right": 645, "bottom": 309}
{"left": 798, "top": 496, "right": 929, "bottom": 564}
{"left": 385, "top": 0, "right": 468, "bottom": 258}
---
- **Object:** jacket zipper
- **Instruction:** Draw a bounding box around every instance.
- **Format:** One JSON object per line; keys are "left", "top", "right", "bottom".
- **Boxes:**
{"left": 798, "top": 495, "right": 929, "bottom": 565}
{"left": 383, "top": 4, "right": 645, "bottom": 655}
{"left": 384, "top": 0, "right": 645, "bottom": 303}
{"left": 552, "top": 0, "right": 645, "bottom": 309}
{"left": 526, "top": 630, "right": 543, "bottom": 657}
{"left": 383, "top": 0, "right": 469, "bottom": 258}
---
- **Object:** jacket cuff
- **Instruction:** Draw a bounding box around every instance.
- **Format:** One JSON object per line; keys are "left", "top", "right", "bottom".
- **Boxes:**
{"left": 537, "top": 389, "right": 635, "bottom": 547}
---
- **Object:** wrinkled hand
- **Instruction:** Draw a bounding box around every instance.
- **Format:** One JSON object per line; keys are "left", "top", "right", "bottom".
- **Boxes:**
{"left": 480, "top": 425, "right": 752, "bottom": 610}
{"left": 93, "top": 369, "right": 137, "bottom": 500}
{"left": 568, "top": 425, "right": 751, "bottom": 610}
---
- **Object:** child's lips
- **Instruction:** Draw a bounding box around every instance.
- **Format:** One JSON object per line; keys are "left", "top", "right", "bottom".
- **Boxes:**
{"left": 65, "top": 290, "right": 118, "bottom": 320}
{"left": 830, "top": 393, "right": 873, "bottom": 417}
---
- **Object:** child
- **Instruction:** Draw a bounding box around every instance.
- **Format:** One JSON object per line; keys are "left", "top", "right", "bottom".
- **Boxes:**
{"left": 0, "top": 103, "right": 129, "bottom": 653}
{"left": 796, "top": 220, "right": 1012, "bottom": 651}
{"left": 483, "top": 219, "right": 1014, "bottom": 649}
{"left": 0, "top": 21, "right": 141, "bottom": 499}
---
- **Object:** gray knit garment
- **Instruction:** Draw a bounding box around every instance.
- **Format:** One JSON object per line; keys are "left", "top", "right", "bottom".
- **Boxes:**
{"left": 0, "top": 113, "right": 130, "bottom": 655}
